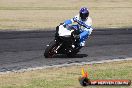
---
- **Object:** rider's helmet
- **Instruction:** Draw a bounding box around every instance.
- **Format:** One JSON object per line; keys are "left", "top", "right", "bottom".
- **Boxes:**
{"left": 79, "top": 7, "right": 89, "bottom": 21}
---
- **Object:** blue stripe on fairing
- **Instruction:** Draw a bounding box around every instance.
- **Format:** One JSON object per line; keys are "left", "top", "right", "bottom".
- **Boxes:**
{"left": 64, "top": 20, "right": 72, "bottom": 25}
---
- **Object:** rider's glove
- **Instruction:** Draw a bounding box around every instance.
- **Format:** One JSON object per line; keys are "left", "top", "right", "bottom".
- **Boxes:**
{"left": 73, "top": 17, "right": 78, "bottom": 22}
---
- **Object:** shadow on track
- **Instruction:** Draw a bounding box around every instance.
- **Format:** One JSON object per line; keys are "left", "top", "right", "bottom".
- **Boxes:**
{"left": 53, "top": 54, "right": 88, "bottom": 58}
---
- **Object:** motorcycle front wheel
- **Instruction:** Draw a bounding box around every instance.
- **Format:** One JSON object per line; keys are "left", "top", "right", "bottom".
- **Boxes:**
{"left": 44, "top": 40, "right": 58, "bottom": 58}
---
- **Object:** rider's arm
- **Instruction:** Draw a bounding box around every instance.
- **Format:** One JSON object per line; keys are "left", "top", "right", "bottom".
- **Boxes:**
{"left": 83, "top": 17, "right": 93, "bottom": 34}
{"left": 63, "top": 15, "right": 79, "bottom": 25}
{"left": 80, "top": 17, "right": 93, "bottom": 40}
{"left": 80, "top": 27, "right": 93, "bottom": 40}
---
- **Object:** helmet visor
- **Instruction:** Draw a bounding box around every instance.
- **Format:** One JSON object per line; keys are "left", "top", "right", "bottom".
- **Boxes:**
{"left": 80, "top": 13, "right": 88, "bottom": 20}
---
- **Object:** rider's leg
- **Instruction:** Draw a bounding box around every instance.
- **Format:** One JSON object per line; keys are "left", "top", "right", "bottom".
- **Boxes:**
{"left": 79, "top": 28, "right": 93, "bottom": 47}
{"left": 80, "top": 31, "right": 89, "bottom": 46}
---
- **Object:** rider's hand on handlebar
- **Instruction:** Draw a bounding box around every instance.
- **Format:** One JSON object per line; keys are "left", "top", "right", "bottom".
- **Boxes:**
{"left": 73, "top": 17, "right": 78, "bottom": 22}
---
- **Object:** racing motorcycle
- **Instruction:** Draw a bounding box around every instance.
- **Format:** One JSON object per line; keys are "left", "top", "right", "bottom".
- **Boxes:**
{"left": 44, "top": 19, "right": 90, "bottom": 58}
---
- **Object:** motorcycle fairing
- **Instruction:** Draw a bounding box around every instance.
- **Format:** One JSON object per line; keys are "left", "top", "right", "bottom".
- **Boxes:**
{"left": 58, "top": 25, "right": 73, "bottom": 37}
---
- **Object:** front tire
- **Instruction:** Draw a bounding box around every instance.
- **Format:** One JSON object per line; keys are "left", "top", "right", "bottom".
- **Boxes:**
{"left": 44, "top": 41, "right": 57, "bottom": 58}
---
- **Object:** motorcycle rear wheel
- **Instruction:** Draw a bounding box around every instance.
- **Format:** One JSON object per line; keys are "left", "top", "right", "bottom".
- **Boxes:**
{"left": 66, "top": 46, "right": 81, "bottom": 58}
{"left": 66, "top": 50, "right": 78, "bottom": 58}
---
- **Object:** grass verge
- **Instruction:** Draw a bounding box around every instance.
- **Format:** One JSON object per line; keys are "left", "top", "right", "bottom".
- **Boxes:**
{"left": 0, "top": 0, "right": 132, "bottom": 30}
{"left": 0, "top": 60, "right": 132, "bottom": 88}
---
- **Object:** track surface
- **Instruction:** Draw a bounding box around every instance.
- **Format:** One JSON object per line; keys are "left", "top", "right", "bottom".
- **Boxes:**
{"left": 0, "top": 28, "right": 132, "bottom": 72}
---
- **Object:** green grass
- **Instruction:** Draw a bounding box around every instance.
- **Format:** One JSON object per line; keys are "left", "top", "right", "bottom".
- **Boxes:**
{"left": 0, "top": 60, "right": 132, "bottom": 88}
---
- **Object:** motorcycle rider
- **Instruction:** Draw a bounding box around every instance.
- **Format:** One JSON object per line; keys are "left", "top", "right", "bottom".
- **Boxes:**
{"left": 62, "top": 7, "right": 93, "bottom": 47}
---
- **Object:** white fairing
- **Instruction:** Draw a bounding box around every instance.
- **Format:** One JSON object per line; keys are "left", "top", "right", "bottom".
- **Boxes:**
{"left": 58, "top": 25, "right": 73, "bottom": 36}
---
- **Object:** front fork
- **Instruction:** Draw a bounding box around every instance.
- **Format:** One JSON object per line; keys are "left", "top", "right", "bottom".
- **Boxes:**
{"left": 54, "top": 42, "right": 62, "bottom": 54}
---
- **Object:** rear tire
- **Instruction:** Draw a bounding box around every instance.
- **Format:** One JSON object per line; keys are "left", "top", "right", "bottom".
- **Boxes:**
{"left": 66, "top": 47, "right": 81, "bottom": 58}
{"left": 44, "top": 41, "right": 57, "bottom": 58}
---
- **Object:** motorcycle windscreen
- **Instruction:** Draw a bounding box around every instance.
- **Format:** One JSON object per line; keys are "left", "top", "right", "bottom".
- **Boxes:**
{"left": 58, "top": 25, "right": 72, "bottom": 37}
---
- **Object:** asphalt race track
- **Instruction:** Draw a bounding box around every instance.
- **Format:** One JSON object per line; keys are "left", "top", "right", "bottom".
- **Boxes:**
{"left": 0, "top": 28, "right": 132, "bottom": 72}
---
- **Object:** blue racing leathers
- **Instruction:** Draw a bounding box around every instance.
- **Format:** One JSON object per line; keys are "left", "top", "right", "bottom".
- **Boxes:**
{"left": 63, "top": 14, "right": 93, "bottom": 46}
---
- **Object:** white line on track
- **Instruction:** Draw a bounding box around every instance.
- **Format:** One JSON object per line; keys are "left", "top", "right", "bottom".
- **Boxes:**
{"left": 0, "top": 58, "right": 132, "bottom": 74}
